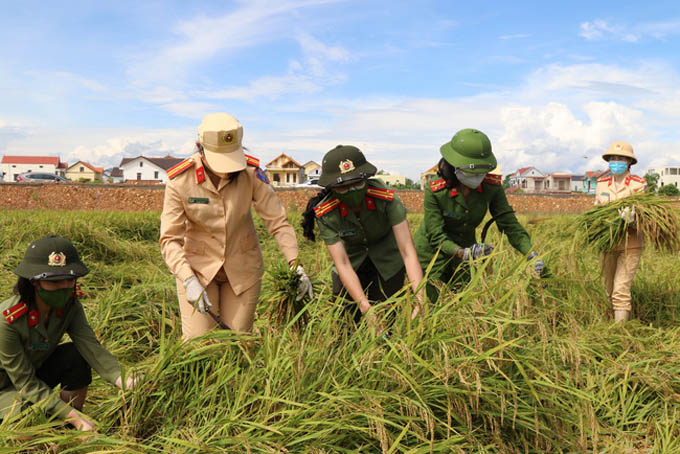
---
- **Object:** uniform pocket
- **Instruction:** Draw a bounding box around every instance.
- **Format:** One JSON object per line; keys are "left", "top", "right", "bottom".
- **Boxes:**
{"left": 184, "top": 238, "right": 206, "bottom": 255}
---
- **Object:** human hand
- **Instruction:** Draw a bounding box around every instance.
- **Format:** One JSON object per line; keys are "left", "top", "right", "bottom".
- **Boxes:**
{"left": 460, "top": 243, "right": 494, "bottom": 261}
{"left": 183, "top": 275, "right": 212, "bottom": 314}
{"left": 527, "top": 251, "right": 545, "bottom": 275}
{"left": 293, "top": 265, "right": 314, "bottom": 301}
{"left": 618, "top": 206, "right": 636, "bottom": 224}
{"left": 115, "top": 373, "right": 142, "bottom": 391}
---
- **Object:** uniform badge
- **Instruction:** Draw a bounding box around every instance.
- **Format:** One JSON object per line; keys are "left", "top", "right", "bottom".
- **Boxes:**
{"left": 256, "top": 167, "right": 270, "bottom": 184}
{"left": 222, "top": 132, "right": 233, "bottom": 144}
{"left": 339, "top": 160, "right": 355, "bottom": 174}
{"left": 195, "top": 166, "right": 206, "bottom": 184}
{"left": 48, "top": 252, "right": 66, "bottom": 267}
{"left": 28, "top": 310, "right": 39, "bottom": 327}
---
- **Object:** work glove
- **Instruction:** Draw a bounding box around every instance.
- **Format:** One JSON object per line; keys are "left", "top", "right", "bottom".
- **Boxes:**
{"left": 460, "top": 243, "right": 494, "bottom": 261}
{"left": 527, "top": 251, "right": 545, "bottom": 275}
{"left": 293, "top": 265, "right": 314, "bottom": 301}
{"left": 618, "top": 206, "right": 636, "bottom": 224}
{"left": 183, "top": 275, "right": 212, "bottom": 314}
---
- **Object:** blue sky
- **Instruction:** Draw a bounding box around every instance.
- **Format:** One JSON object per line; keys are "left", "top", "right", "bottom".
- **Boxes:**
{"left": 1, "top": 0, "right": 679, "bottom": 180}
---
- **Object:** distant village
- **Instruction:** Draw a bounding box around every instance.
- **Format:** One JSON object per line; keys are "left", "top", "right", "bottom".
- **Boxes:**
{"left": 1, "top": 153, "right": 679, "bottom": 193}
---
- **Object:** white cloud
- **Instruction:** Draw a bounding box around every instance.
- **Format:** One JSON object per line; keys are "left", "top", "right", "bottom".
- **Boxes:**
{"left": 580, "top": 18, "right": 680, "bottom": 42}
{"left": 499, "top": 33, "right": 531, "bottom": 40}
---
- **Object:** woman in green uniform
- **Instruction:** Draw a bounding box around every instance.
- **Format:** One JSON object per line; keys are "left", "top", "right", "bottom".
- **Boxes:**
{"left": 414, "top": 129, "right": 546, "bottom": 302}
{"left": 302, "top": 145, "right": 424, "bottom": 324}
{"left": 0, "top": 236, "right": 137, "bottom": 431}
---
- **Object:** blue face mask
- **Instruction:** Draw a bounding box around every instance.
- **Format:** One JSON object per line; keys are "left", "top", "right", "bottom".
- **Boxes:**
{"left": 609, "top": 161, "right": 628, "bottom": 175}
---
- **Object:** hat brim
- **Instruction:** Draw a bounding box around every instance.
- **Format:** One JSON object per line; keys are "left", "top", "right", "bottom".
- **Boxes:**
{"left": 440, "top": 142, "right": 497, "bottom": 175}
{"left": 15, "top": 263, "right": 90, "bottom": 281}
{"left": 203, "top": 148, "right": 247, "bottom": 173}
{"left": 318, "top": 162, "right": 377, "bottom": 187}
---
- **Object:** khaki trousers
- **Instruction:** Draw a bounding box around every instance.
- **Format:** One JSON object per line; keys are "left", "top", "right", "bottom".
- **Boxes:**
{"left": 600, "top": 247, "right": 642, "bottom": 312}
{"left": 177, "top": 268, "right": 261, "bottom": 339}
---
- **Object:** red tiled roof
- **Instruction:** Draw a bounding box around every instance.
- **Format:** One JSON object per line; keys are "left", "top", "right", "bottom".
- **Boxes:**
{"left": 266, "top": 153, "right": 303, "bottom": 168}
{"left": 1, "top": 155, "right": 60, "bottom": 165}
{"left": 517, "top": 167, "right": 533, "bottom": 175}
{"left": 586, "top": 170, "right": 606, "bottom": 179}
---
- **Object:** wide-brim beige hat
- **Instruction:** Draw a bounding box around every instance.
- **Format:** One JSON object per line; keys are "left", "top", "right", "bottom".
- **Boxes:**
{"left": 602, "top": 141, "right": 637, "bottom": 165}
{"left": 198, "top": 113, "right": 247, "bottom": 173}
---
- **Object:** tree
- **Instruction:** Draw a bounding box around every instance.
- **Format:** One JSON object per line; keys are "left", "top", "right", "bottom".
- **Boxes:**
{"left": 658, "top": 184, "right": 680, "bottom": 196}
{"left": 502, "top": 174, "right": 512, "bottom": 189}
{"left": 391, "top": 178, "right": 421, "bottom": 190}
{"left": 644, "top": 172, "right": 660, "bottom": 192}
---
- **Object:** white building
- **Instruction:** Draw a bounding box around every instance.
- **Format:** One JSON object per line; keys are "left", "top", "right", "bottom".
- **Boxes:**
{"left": 1, "top": 156, "right": 68, "bottom": 182}
{"left": 648, "top": 166, "right": 680, "bottom": 189}
{"left": 376, "top": 174, "right": 407, "bottom": 187}
{"left": 545, "top": 173, "right": 572, "bottom": 193}
{"left": 303, "top": 161, "right": 321, "bottom": 182}
{"left": 571, "top": 175, "right": 586, "bottom": 192}
{"left": 508, "top": 167, "right": 547, "bottom": 193}
{"left": 119, "top": 156, "right": 184, "bottom": 183}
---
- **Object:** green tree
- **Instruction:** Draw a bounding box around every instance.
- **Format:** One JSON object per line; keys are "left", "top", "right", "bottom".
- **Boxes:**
{"left": 658, "top": 184, "right": 680, "bottom": 196}
{"left": 644, "top": 172, "right": 660, "bottom": 192}
{"left": 502, "top": 174, "right": 512, "bottom": 189}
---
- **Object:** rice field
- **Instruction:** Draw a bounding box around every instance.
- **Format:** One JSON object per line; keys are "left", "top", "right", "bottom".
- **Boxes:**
{"left": 1, "top": 209, "right": 679, "bottom": 453}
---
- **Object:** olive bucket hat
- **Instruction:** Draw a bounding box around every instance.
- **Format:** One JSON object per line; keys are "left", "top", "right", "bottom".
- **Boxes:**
{"left": 15, "top": 235, "right": 89, "bottom": 281}
{"left": 440, "top": 128, "right": 497, "bottom": 175}
{"left": 318, "top": 145, "right": 377, "bottom": 188}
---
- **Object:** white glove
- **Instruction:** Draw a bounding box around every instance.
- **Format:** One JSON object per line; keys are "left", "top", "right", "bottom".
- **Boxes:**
{"left": 183, "top": 275, "right": 212, "bottom": 314}
{"left": 460, "top": 243, "right": 494, "bottom": 261}
{"left": 293, "top": 265, "right": 313, "bottom": 301}
{"left": 618, "top": 206, "right": 636, "bottom": 224}
{"left": 527, "top": 251, "right": 545, "bottom": 275}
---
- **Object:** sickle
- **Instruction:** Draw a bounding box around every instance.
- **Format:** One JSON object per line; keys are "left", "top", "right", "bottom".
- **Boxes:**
{"left": 480, "top": 210, "right": 515, "bottom": 243}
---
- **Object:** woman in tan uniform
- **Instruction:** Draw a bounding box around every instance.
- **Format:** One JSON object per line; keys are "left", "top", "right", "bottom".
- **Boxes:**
{"left": 594, "top": 141, "right": 647, "bottom": 322}
{"left": 160, "top": 113, "right": 312, "bottom": 339}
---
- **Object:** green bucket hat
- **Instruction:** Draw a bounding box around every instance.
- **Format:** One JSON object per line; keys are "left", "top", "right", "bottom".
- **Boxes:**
{"left": 317, "top": 145, "right": 377, "bottom": 188}
{"left": 15, "top": 235, "right": 89, "bottom": 281}
{"left": 440, "top": 128, "right": 497, "bottom": 175}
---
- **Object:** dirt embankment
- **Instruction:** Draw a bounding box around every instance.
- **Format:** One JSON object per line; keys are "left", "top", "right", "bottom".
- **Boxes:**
{"left": 0, "top": 183, "right": 600, "bottom": 214}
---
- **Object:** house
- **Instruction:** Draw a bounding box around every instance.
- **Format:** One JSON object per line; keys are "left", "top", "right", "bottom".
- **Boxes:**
{"left": 119, "top": 155, "right": 184, "bottom": 183}
{"left": 647, "top": 166, "right": 680, "bottom": 189}
{"left": 508, "top": 167, "right": 547, "bottom": 193}
{"left": 376, "top": 174, "right": 406, "bottom": 187}
{"left": 265, "top": 154, "right": 304, "bottom": 186}
{"left": 104, "top": 167, "right": 124, "bottom": 183}
{"left": 1, "top": 155, "right": 68, "bottom": 182}
{"left": 584, "top": 170, "right": 609, "bottom": 194}
{"left": 545, "top": 173, "right": 572, "bottom": 193}
{"left": 420, "top": 163, "right": 439, "bottom": 188}
{"left": 65, "top": 161, "right": 104, "bottom": 182}
{"left": 571, "top": 175, "right": 586, "bottom": 192}
{"left": 303, "top": 161, "right": 321, "bottom": 182}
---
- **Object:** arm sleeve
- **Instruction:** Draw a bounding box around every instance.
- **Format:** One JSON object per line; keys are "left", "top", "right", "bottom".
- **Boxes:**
{"left": 159, "top": 183, "right": 194, "bottom": 282}
{"left": 386, "top": 195, "right": 408, "bottom": 226}
{"left": 490, "top": 187, "right": 532, "bottom": 255}
{"left": 422, "top": 188, "right": 460, "bottom": 256}
{"left": 67, "top": 302, "right": 122, "bottom": 385}
{"left": 316, "top": 216, "right": 341, "bottom": 246}
{"left": 0, "top": 326, "right": 74, "bottom": 419}
{"left": 252, "top": 172, "right": 299, "bottom": 264}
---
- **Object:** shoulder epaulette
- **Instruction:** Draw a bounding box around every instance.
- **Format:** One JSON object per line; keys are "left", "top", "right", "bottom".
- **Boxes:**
{"left": 483, "top": 174, "right": 502, "bottom": 185}
{"left": 429, "top": 178, "right": 447, "bottom": 192}
{"left": 597, "top": 176, "right": 611, "bottom": 183}
{"left": 630, "top": 175, "right": 646, "bottom": 183}
{"left": 366, "top": 187, "right": 395, "bottom": 201}
{"left": 314, "top": 198, "right": 340, "bottom": 218}
{"left": 245, "top": 154, "right": 260, "bottom": 167}
{"left": 167, "top": 158, "right": 195, "bottom": 180}
{"left": 3, "top": 302, "right": 27, "bottom": 324}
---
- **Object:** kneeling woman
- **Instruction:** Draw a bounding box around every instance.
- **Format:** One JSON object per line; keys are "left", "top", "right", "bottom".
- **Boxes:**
{"left": 0, "top": 236, "right": 136, "bottom": 431}
{"left": 414, "top": 129, "right": 546, "bottom": 302}
{"left": 302, "top": 145, "right": 424, "bottom": 323}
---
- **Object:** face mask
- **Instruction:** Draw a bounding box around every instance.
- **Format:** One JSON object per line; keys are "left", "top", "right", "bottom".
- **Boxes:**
{"left": 455, "top": 169, "right": 487, "bottom": 189}
{"left": 37, "top": 287, "right": 73, "bottom": 310}
{"left": 609, "top": 160, "right": 628, "bottom": 175}
{"left": 335, "top": 185, "right": 368, "bottom": 209}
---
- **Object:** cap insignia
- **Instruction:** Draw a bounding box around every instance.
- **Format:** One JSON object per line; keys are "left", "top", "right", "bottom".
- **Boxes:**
{"left": 222, "top": 133, "right": 233, "bottom": 144}
{"left": 339, "top": 159, "right": 355, "bottom": 174}
{"left": 48, "top": 252, "right": 66, "bottom": 267}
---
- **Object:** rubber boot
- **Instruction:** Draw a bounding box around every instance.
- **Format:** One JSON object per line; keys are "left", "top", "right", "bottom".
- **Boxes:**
{"left": 614, "top": 310, "right": 630, "bottom": 322}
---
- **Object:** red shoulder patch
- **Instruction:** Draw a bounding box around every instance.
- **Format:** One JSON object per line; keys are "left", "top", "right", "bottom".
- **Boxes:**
{"left": 245, "top": 154, "right": 260, "bottom": 167}
{"left": 314, "top": 198, "right": 340, "bottom": 218}
{"left": 3, "top": 302, "right": 28, "bottom": 324}
{"left": 167, "top": 158, "right": 194, "bottom": 180}
{"left": 366, "top": 187, "right": 395, "bottom": 201}
{"left": 597, "top": 176, "right": 611, "bottom": 183}
{"left": 429, "top": 178, "right": 447, "bottom": 192}
{"left": 630, "top": 175, "right": 646, "bottom": 183}
{"left": 28, "top": 310, "right": 38, "bottom": 327}
{"left": 483, "top": 174, "right": 502, "bottom": 185}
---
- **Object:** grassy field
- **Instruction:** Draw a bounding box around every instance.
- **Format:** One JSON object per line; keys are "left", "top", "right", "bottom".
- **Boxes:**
{"left": 1, "top": 209, "right": 679, "bottom": 453}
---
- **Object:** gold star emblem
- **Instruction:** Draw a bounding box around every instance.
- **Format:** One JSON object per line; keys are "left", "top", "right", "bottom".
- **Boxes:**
{"left": 48, "top": 252, "right": 66, "bottom": 267}
{"left": 339, "top": 159, "right": 355, "bottom": 174}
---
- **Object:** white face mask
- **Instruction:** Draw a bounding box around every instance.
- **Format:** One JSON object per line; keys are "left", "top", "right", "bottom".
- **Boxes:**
{"left": 455, "top": 168, "right": 487, "bottom": 189}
